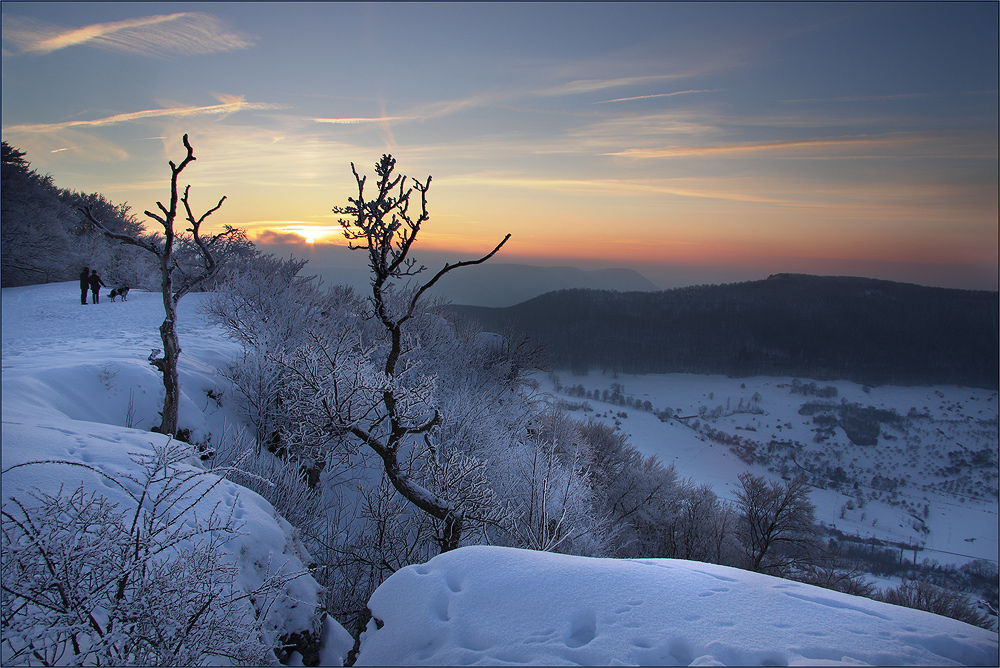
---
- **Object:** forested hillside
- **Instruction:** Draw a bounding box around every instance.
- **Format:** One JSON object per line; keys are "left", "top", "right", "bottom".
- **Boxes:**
{"left": 450, "top": 274, "right": 999, "bottom": 389}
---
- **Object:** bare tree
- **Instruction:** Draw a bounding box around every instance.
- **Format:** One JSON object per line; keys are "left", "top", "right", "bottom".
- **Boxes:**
{"left": 735, "top": 472, "right": 818, "bottom": 575}
{"left": 333, "top": 154, "right": 510, "bottom": 552}
{"left": 79, "top": 135, "right": 237, "bottom": 436}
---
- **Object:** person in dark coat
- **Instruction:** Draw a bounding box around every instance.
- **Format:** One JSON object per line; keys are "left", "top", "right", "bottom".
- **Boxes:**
{"left": 88, "top": 269, "right": 106, "bottom": 304}
{"left": 79, "top": 267, "right": 90, "bottom": 305}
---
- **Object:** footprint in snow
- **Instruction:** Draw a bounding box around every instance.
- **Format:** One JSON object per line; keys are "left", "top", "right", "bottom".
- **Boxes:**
{"left": 564, "top": 610, "right": 597, "bottom": 648}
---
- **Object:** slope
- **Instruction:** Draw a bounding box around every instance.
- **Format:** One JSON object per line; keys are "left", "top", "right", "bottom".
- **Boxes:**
{"left": 0, "top": 283, "right": 341, "bottom": 663}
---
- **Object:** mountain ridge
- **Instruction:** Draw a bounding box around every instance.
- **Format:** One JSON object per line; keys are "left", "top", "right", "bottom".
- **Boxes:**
{"left": 448, "top": 273, "right": 999, "bottom": 389}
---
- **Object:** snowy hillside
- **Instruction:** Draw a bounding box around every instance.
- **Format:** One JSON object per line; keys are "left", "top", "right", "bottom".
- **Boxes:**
{"left": 1, "top": 283, "right": 335, "bottom": 664}
{"left": 3, "top": 283, "right": 997, "bottom": 666}
{"left": 541, "top": 372, "right": 999, "bottom": 567}
{"left": 356, "top": 545, "right": 998, "bottom": 666}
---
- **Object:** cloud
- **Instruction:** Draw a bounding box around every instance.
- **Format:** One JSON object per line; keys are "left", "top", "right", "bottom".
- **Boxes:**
{"left": 445, "top": 173, "right": 792, "bottom": 204}
{"left": 252, "top": 230, "right": 310, "bottom": 245}
{"left": 595, "top": 89, "right": 721, "bottom": 104}
{"left": 2, "top": 12, "right": 252, "bottom": 58}
{"left": 3, "top": 95, "right": 283, "bottom": 134}
{"left": 605, "top": 136, "right": 927, "bottom": 159}
{"left": 779, "top": 93, "right": 932, "bottom": 104}
{"left": 539, "top": 74, "right": 689, "bottom": 97}
{"left": 313, "top": 116, "right": 417, "bottom": 125}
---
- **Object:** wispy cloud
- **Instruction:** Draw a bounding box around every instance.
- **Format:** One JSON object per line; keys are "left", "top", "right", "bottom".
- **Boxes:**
{"left": 313, "top": 116, "right": 417, "bottom": 125}
{"left": 539, "top": 74, "right": 689, "bottom": 97}
{"left": 596, "top": 89, "right": 721, "bottom": 104}
{"left": 606, "top": 136, "right": 928, "bottom": 159}
{"left": 445, "top": 173, "right": 793, "bottom": 204}
{"left": 780, "top": 93, "right": 931, "bottom": 104}
{"left": 2, "top": 12, "right": 252, "bottom": 58}
{"left": 3, "top": 95, "right": 282, "bottom": 134}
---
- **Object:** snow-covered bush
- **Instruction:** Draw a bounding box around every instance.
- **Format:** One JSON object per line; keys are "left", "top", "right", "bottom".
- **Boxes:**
{"left": 499, "top": 407, "right": 603, "bottom": 555}
{"left": 877, "top": 579, "right": 996, "bottom": 630}
{"left": 1, "top": 442, "right": 299, "bottom": 666}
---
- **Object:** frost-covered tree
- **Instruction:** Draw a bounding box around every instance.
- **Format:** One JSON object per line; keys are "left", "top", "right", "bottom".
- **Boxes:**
{"left": 80, "top": 135, "right": 240, "bottom": 436}
{"left": 1, "top": 142, "right": 153, "bottom": 289}
{"left": 502, "top": 406, "right": 604, "bottom": 554}
{"left": 1, "top": 142, "right": 76, "bottom": 287}
{"left": 202, "top": 252, "right": 342, "bottom": 456}
{"left": 61, "top": 190, "right": 156, "bottom": 289}
{"left": 330, "top": 154, "right": 510, "bottom": 552}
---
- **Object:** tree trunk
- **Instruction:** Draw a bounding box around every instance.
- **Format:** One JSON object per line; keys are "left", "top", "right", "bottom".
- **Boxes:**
{"left": 367, "top": 430, "right": 464, "bottom": 553}
{"left": 157, "top": 312, "right": 181, "bottom": 436}
{"left": 153, "top": 250, "right": 181, "bottom": 436}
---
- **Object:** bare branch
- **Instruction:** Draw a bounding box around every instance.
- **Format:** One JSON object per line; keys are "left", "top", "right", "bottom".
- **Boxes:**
{"left": 404, "top": 233, "right": 511, "bottom": 322}
{"left": 78, "top": 205, "right": 163, "bottom": 257}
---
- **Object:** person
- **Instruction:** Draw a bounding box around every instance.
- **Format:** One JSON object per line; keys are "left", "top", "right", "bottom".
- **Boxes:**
{"left": 79, "top": 267, "right": 90, "bottom": 305}
{"left": 88, "top": 269, "right": 106, "bottom": 304}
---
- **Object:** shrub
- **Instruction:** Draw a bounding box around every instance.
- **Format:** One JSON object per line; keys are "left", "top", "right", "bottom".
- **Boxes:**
{"left": 1, "top": 442, "right": 296, "bottom": 665}
{"left": 876, "top": 580, "right": 995, "bottom": 630}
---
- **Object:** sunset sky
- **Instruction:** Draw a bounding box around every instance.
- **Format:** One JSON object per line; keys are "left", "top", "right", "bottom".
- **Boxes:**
{"left": 2, "top": 2, "right": 997, "bottom": 290}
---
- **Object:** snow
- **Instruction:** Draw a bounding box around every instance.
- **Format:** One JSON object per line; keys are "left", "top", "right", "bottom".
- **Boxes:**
{"left": 538, "top": 371, "right": 999, "bottom": 567}
{"left": 356, "top": 545, "right": 998, "bottom": 666}
{"left": 2, "top": 283, "right": 323, "bottom": 659}
{"left": 4, "top": 282, "right": 997, "bottom": 666}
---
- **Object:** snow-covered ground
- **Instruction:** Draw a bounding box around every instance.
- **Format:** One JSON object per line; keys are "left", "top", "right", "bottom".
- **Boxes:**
{"left": 1, "top": 283, "right": 337, "bottom": 664}
{"left": 538, "top": 371, "right": 999, "bottom": 567}
{"left": 356, "top": 545, "right": 998, "bottom": 666}
{"left": 3, "top": 283, "right": 997, "bottom": 666}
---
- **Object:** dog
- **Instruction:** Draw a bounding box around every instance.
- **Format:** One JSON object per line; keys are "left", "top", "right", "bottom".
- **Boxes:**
{"left": 109, "top": 286, "right": 130, "bottom": 302}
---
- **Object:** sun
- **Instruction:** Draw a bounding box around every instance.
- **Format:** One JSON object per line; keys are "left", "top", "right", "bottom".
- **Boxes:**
{"left": 264, "top": 222, "right": 342, "bottom": 244}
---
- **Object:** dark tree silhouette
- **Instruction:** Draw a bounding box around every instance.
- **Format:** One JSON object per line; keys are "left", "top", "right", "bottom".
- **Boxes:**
{"left": 1, "top": 142, "right": 75, "bottom": 286}
{"left": 735, "top": 472, "right": 818, "bottom": 575}
{"left": 334, "top": 154, "right": 509, "bottom": 552}
{"left": 79, "top": 134, "right": 238, "bottom": 436}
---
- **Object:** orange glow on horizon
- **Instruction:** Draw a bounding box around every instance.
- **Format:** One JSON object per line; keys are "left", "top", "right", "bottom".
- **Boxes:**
{"left": 234, "top": 220, "right": 995, "bottom": 273}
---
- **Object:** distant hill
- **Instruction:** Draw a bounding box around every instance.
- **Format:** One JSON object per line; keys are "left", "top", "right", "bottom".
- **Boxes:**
{"left": 429, "top": 263, "right": 658, "bottom": 307}
{"left": 288, "top": 242, "right": 660, "bottom": 307}
{"left": 449, "top": 273, "right": 1000, "bottom": 389}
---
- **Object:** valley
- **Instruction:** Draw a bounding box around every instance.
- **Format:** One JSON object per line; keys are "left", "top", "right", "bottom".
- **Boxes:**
{"left": 538, "top": 371, "right": 999, "bottom": 567}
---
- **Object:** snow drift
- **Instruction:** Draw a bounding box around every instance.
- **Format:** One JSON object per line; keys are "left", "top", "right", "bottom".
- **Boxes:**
{"left": 356, "top": 545, "right": 998, "bottom": 666}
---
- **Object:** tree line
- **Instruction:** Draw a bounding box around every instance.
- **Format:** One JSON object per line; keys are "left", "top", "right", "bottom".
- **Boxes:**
{"left": 450, "top": 274, "right": 999, "bottom": 389}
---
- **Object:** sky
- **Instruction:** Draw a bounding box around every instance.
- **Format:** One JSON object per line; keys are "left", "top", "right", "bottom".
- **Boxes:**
{"left": 2, "top": 2, "right": 997, "bottom": 291}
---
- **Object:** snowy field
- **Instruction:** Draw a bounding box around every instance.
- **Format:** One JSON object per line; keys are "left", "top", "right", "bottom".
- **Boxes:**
{"left": 3, "top": 283, "right": 997, "bottom": 666}
{"left": 538, "top": 371, "right": 999, "bottom": 567}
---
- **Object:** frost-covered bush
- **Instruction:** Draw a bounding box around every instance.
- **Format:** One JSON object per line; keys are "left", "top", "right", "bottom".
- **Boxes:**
{"left": 1, "top": 443, "right": 296, "bottom": 666}
{"left": 876, "top": 580, "right": 996, "bottom": 630}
